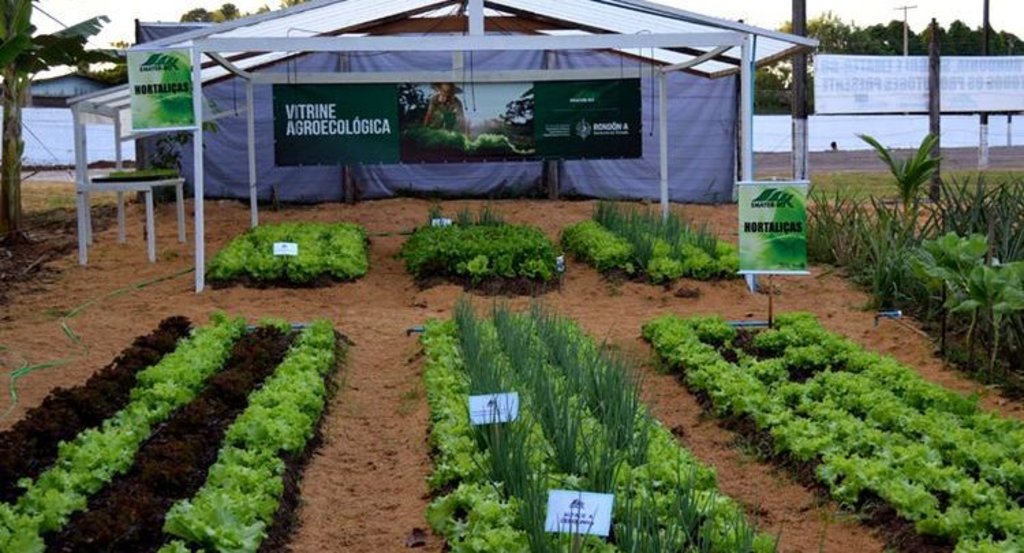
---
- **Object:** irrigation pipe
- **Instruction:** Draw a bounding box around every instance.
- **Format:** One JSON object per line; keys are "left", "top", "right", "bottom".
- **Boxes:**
{"left": 0, "top": 267, "right": 195, "bottom": 421}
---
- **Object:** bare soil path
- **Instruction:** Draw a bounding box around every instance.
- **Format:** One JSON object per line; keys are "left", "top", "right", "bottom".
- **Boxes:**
{"left": 2, "top": 197, "right": 1020, "bottom": 552}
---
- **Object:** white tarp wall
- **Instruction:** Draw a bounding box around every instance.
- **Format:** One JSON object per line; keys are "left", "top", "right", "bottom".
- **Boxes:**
{"left": 815, "top": 55, "right": 1024, "bottom": 115}
{"left": 167, "top": 49, "right": 738, "bottom": 204}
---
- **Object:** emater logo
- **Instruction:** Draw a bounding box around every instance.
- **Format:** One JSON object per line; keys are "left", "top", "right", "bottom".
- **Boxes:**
{"left": 750, "top": 188, "right": 795, "bottom": 208}
{"left": 139, "top": 53, "right": 181, "bottom": 72}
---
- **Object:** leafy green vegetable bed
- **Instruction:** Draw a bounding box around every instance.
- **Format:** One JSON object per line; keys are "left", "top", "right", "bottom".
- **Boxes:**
{"left": 644, "top": 312, "right": 1024, "bottom": 552}
{"left": 400, "top": 209, "right": 559, "bottom": 293}
{"left": 161, "top": 321, "right": 341, "bottom": 553}
{"left": 0, "top": 314, "right": 246, "bottom": 551}
{"left": 562, "top": 202, "right": 737, "bottom": 283}
{"left": 207, "top": 222, "right": 369, "bottom": 286}
{"left": 0, "top": 317, "right": 343, "bottom": 553}
{"left": 421, "top": 301, "right": 775, "bottom": 552}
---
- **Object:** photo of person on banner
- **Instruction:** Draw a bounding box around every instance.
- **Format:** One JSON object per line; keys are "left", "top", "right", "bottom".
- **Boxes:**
{"left": 423, "top": 82, "right": 469, "bottom": 135}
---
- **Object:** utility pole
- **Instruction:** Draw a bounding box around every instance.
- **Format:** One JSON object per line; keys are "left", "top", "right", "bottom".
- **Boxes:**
{"left": 792, "top": 0, "right": 808, "bottom": 180}
{"left": 929, "top": 18, "right": 941, "bottom": 201}
{"left": 895, "top": 5, "right": 917, "bottom": 55}
{"left": 980, "top": 0, "right": 990, "bottom": 168}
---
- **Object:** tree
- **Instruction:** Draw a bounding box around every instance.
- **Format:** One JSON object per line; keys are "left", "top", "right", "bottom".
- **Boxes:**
{"left": 1, "top": 0, "right": 111, "bottom": 239}
{"left": 805, "top": 12, "right": 853, "bottom": 53}
{"left": 180, "top": 8, "right": 214, "bottom": 23}
{"left": 218, "top": 3, "right": 240, "bottom": 21}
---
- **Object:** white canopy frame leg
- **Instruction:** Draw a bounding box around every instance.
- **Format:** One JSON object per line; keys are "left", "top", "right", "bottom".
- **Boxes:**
{"left": 739, "top": 33, "right": 757, "bottom": 293}
{"left": 73, "top": 105, "right": 89, "bottom": 265}
{"left": 113, "top": 115, "right": 127, "bottom": 243}
{"left": 247, "top": 79, "right": 258, "bottom": 228}
{"left": 193, "top": 46, "right": 207, "bottom": 293}
{"left": 658, "top": 71, "right": 669, "bottom": 221}
{"left": 738, "top": 33, "right": 755, "bottom": 194}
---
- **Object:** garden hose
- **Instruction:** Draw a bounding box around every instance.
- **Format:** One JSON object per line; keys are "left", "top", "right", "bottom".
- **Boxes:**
{"left": 0, "top": 267, "right": 195, "bottom": 421}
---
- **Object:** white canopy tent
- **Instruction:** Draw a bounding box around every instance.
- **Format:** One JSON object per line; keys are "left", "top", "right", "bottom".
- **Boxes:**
{"left": 69, "top": 0, "right": 816, "bottom": 293}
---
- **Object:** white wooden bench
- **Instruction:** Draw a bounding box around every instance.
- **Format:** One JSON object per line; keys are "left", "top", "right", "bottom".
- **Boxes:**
{"left": 77, "top": 176, "right": 186, "bottom": 263}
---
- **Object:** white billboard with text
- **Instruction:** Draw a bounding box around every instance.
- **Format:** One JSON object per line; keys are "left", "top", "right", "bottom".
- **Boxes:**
{"left": 815, "top": 55, "right": 1024, "bottom": 114}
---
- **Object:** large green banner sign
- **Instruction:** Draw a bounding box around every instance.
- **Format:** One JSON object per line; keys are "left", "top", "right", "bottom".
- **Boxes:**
{"left": 738, "top": 181, "right": 809, "bottom": 274}
{"left": 128, "top": 49, "right": 195, "bottom": 131}
{"left": 534, "top": 79, "right": 642, "bottom": 159}
{"left": 272, "top": 79, "right": 641, "bottom": 166}
{"left": 273, "top": 84, "right": 400, "bottom": 165}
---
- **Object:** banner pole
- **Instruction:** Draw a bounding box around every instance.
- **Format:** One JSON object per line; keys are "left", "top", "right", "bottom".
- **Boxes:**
{"left": 768, "top": 274, "right": 775, "bottom": 328}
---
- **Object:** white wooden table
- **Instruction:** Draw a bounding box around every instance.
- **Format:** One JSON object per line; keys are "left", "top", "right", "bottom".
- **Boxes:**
{"left": 77, "top": 177, "right": 186, "bottom": 263}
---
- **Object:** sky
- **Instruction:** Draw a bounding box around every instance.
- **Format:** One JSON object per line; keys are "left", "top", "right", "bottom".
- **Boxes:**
{"left": 32, "top": 0, "right": 1024, "bottom": 49}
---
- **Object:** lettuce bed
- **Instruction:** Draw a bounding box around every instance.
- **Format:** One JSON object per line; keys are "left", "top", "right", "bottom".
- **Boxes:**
{"left": 400, "top": 214, "right": 559, "bottom": 293}
{"left": 644, "top": 312, "right": 1024, "bottom": 552}
{"left": 421, "top": 301, "right": 775, "bottom": 552}
{"left": 0, "top": 314, "right": 246, "bottom": 551}
{"left": 160, "top": 321, "right": 342, "bottom": 552}
{"left": 207, "top": 222, "right": 369, "bottom": 286}
{"left": 0, "top": 317, "right": 343, "bottom": 553}
{"left": 562, "top": 202, "right": 738, "bottom": 283}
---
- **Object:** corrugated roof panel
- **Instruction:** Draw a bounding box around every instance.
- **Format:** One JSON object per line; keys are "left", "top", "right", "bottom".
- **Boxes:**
{"left": 492, "top": 0, "right": 796, "bottom": 67}
{"left": 196, "top": 0, "right": 450, "bottom": 41}
{"left": 90, "top": 0, "right": 814, "bottom": 113}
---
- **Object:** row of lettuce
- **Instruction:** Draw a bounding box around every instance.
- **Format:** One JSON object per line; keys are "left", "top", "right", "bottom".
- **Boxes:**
{"left": 207, "top": 202, "right": 739, "bottom": 288}
{"left": 0, "top": 314, "right": 340, "bottom": 553}
{"left": 422, "top": 301, "right": 774, "bottom": 552}
{"left": 644, "top": 311, "right": 1024, "bottom": 552}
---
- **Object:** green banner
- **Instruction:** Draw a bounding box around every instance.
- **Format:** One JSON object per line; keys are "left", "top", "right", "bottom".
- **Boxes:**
{"left": 272, "top": 79, "right": 641, "bottom": 166}
{"left": 738, "top": 182, "right": 809, "bottom": 274}
{"left": 273, "top": 84, "right": 400, "bottom": 165}
{"left": 534, "top": 79, "right": 642, "bottom": 159}
{"left": 399, "top": 82, "right": 536, "bottom": 162}
{"left": 128, "top": 49, "right": 195, "bottom": 131}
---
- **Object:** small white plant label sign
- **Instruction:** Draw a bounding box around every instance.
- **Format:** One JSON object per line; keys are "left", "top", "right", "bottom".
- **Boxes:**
{"left": 273, "top": 242, "right": 299, "bottom": 256}
{"left": 468, "top": 392, "right": 519, "bottom": 425}
{"left": 544, "top": 490, "right": 614, "bottom": 537}
{"left": 430, "top": 217, "right": 453, "bottom": 228}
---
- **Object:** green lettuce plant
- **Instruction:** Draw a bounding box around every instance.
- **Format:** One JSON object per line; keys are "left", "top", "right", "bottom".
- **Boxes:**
{"left": 161, "top": 321, "right": 340, "bottom": 553}
{"left": 207, "top": 222, "right": 369, "bottom": 284}
{"left": 401, "top": 209, "right": 559, "bottom": 284}
{"left": 644, "top": 311, "right": 1024, "bottom": 550}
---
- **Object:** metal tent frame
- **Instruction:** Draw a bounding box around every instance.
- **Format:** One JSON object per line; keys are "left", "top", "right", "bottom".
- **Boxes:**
{"left": 69, "top": 0, "right": 817, "bottom": 293}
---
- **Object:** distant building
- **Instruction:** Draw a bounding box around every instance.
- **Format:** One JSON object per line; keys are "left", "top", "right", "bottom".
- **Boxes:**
{"left": 28, "top": 74, "right": 110, "bottom": 107}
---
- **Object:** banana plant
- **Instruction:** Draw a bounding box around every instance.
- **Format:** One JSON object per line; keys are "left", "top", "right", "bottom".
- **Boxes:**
{"left": 1, "top": 0, "right": 112, "bottom": 237}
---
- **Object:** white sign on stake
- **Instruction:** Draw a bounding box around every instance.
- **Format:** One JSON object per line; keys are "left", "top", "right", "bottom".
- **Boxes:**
{"left": 544, "top": 490, "right": 614, "bottom": 537}
{"left": 273, "top": 242, "right": 299, "bottom": 256}
{"left": 431, "top": 217, "right": 453, "bottom": 228}
{"left": 468, "top": 392, "right": 519, "bottom": 425}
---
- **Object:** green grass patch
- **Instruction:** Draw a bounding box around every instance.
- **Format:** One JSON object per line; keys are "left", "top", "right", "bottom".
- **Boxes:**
{"left": 207, "top": 222, "right": 369, "bottom": 286}
{"left": 810, "top": 170, "right": 1024, "bottom": 200}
